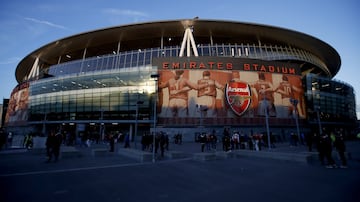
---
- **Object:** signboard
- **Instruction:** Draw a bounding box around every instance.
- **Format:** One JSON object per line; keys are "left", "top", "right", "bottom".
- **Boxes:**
{"left": 153, "top": 57, "right": 306, "bottom": 125}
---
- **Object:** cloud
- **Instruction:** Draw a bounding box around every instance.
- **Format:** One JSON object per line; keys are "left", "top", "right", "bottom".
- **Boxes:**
{"left": 102, "top": 9, "right": 148, "bottom": 17}
{"left": 0, "top": 57, "right": 21, "bottom": 65}
{"left": 24, "top": 17, "right": 68, "bottom": 30}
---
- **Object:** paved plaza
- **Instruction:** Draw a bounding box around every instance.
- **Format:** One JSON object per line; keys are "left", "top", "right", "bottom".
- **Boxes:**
{"left": 1, "top": 140, "right": 360, "bottom": 202}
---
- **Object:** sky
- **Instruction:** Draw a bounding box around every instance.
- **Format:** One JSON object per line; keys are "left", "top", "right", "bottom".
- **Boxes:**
{"left": 0, "top": 0, "right": 359, "bottom": 118}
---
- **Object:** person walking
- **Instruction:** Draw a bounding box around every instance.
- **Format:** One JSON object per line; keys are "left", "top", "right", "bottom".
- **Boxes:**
{"left": 0, "top": 128, "right": 6, "bottom": 150}
{"left": 7, "top": 132, "right": 13, "bottom": 148}
{"left": 222, "top": 128, "right": 231, "bottom": 151}
{"left": 124, "top": 133, "right": 130, "bottom": 148}
{"left": 46, "top": 131, "right": 55, "bottom": 162}
{"left": 318, "top": 131, "right": 336, "bottom": 168}
{"left": 53, "top": 132, "right": 62, "bottom": 162}
{"left": 334, "top": 131, "right": 347, "bottom": 168}
{"left": 46, "top": 131, "right": 62, "bottom": 163}
{"left": 109, "top": 134, "right": 115, "bottom": 152}
{"left": 306, "top": 132, "right": 314, "bottom": 152}
{"left": 23, "top": 133, "right": 33, "bottom": 150}
{"left": 159, "top": 133, "right": 166, "bottom": 158}
{"left": 199, "top": 132, "right": 207, "bottom": 152}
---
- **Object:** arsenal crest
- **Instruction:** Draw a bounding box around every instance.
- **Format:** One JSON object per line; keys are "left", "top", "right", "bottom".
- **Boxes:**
{"left": 225, "top": 81, "right": 252, "bottom": 116}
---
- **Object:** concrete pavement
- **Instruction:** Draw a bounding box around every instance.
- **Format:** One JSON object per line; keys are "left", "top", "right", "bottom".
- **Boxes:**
{"left": 1, "top": 140, "right": 360, "bottom": 202}
{"left": 1, "top": 139, "right": 360, "bottom": 202}
{"left": 2, "top": 138, "right": 360, "bottom": 167}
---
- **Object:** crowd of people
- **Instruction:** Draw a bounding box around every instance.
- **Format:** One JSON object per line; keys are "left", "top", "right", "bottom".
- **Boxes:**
{"left": 197, "top": 128, "right": 276, "bottom": 153}
{"left": 312, "top": 129, "right": 348, "bottom": 168}
{"left": 141, "top": 132, "right": 169, "bottom": 158}
{"left": 1, "top": 125, "right": 352, "bottom": 168}
{"left": 194, "top": 127, "right": 349, "bottom": 168}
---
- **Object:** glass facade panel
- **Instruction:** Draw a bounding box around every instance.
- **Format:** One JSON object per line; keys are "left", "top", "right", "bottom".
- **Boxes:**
{"left": 29, "top": 65, "right": 155, "bottom": 122}
{"left": 45, "top": 43, "right": 328, "bottom": 79}
{"left": 304, "top": 73, "right": 356, "bottom": 123}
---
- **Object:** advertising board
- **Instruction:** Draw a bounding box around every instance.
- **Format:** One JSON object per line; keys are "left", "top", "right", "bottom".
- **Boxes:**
{"left": 153, "top": 57, "right": 305, "bottom": 126}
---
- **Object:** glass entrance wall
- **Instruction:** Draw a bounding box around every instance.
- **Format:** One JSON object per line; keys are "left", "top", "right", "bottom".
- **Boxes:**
{"left": 305, "top": 73, "right": 357, "bottom": 124}
{"left": 29, "top": 66, "right": 156, "bottom": 122}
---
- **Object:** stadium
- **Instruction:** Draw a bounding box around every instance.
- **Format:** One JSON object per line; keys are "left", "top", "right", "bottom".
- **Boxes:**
{"left": 3, "top": 19, "right": 357, "bottom": 142}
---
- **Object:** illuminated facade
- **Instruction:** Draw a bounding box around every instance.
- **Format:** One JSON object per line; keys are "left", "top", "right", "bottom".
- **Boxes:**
{"left": 4, "top": 19, "right": 357, "bottom": 138}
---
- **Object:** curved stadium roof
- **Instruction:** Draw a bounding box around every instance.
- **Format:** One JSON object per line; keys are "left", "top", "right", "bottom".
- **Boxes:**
{"left": 15, "top": 19, "right": 341, "bottom": 83}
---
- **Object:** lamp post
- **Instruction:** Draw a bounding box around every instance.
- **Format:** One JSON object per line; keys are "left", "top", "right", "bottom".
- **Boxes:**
{"left": 42, "top": 113, "right": 47, "bottom": 136}
{"left": 196, "top": 104, "right": 208, "bottom": 127}
{"left": 263, "top": 97, "right": 271, "bottom": 150}
{"left": 99, "top": 109, "right": 104, "bottom": 141}
{"left": 315, "top": 106, "right": 322, "bottom": 135}
{"left": 291, "top": 98, "right": 301, "bottom": 144}
{"left": 151, "top": 73, "right": 159, "bottom": 163}
{"left": 134, "top": 100, "right": 144, "bottom": 149}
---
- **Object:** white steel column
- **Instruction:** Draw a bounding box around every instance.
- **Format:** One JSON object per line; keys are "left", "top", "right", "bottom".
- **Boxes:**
{"left": 187, "top": 32, "right": 191, "bottom": 57}
{"left": 179, "top": 27, "right": 199, "bottom": 57}
{"left": 82, "top": 48, "right": 87, "bottom": 59}
{"left": 57, "top": 56, "right": 62, "bottom": 64}
{"left": 179, "top": 29, "right": 188, "bottom": 57}
{"left": 188, "top": 31, "right": 199, "bottom": 56}
{"left": 117, "top": 41, "right": 121, "bottom": 54}
{"left": 28, "top": 57, "right": 40, "bottom": 80}
{"left": 80, "top": 48, "right": 87, "bottom": 73}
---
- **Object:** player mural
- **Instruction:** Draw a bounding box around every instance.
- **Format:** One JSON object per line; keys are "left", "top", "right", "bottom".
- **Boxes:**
{"left": 153, "top": 57, "right": 305, "bottom": 125}
{"left": 4, "top": 82, "right": 30, "bottom": 126}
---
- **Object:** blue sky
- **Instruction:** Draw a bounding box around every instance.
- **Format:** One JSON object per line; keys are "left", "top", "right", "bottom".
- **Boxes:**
{"left": 0, "top": 0, "right": 359, "bottom": 117}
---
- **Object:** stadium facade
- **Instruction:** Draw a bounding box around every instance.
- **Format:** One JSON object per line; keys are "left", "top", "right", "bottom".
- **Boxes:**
{"left": 3, "top": 19, "right": 357, "bottom": 140}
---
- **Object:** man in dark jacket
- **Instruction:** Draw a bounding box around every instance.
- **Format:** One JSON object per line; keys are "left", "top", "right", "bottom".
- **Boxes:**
{"left": 199, "top": 133, "right": 207, "bottom": 152}
{"left": 46, "top": 131, "right": 62, "bottom": 162}
{"left": 334, "top": 131, "right": 347, "bottom": 168}
{"left": 53, "top": 132, "right": 62, "bottom": 161}
{"left": 318, "top": 131, "right": 336, "bottom": 168}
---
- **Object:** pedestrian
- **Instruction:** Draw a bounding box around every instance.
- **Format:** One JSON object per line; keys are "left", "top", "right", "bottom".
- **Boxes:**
{"left": 253, "top": 134, "right": 260, "bottom": 151}
{"left": 23, "top": 133, "right": 33, "bottom": 150}
{"left": 46, "top": 131, "right": 62, "bottom": 163}
{"left": 0, "top": 128, "right": 6, "bottom": 150}
{"left": 210, "top": 131, "right": 217, "bottom": 151}
{"left": 46, "top": 131, "right": 54, "bottom": 162}
{"left": 155, "top": 133, "right": 160, "bottom": 154}
{"left": 221, "top": 128, "right": 231, "bottom": 152}
{"left": 206, "top": 133, "right": 211, "bottom": 151}
{"left": 290, "top": 132, "right": 298, "bottom": 146}
{"left": 80, "top": 132, "right": 88, "bottom": 147}
{"left": 124, "top": 133, "right": 130, "bottom": 148}
{"left": 141, "top": 134, "right": 147, "bottom": 151}
{"left": 300, "top": 133, "right": 305, "bottom": 145}
{"left": 224, "top": 134, "right": 231, "bottom": 151}
{"left": 109, "top": 134, "right": 115, "bottom": 152}
{"left": 318, "top": 131, "right": 336, "bottom": 168}
{"left": 165, "top": 134, "right": 169, "bottom": 151}
{"left": 53, "top": 132, "right": 62, "bottom": 161}
{"left": 7, "top": 132, "right": 13, "bottom": 148}
{"left": 306, "top": 132, "right": 314, "bottom": 152}
{"left": 199, "top": 132, "right": 207, "bottom": 152}
{"left": 248, "top": 135, "right": 253, "bottom": 150}
{"left": 334, "top": 131, "right": 347, "bottom": 168}
{"left": 232, "top": 131, "right": 240, "bottom": 150}
{"left": 160, "top": 133, "right": 166, "bottom": 158}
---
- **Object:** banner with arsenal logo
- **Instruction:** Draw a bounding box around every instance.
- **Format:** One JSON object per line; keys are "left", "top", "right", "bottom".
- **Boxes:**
{"left": 225, "top": 81, "right": 252, "bottom": 116}
{"left": 153, "top": 57, "right": 306, "bottom": 126}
